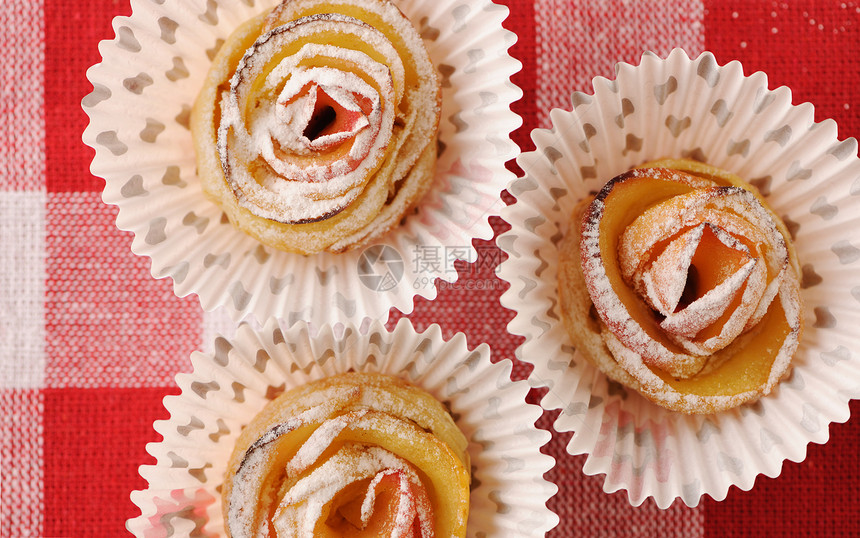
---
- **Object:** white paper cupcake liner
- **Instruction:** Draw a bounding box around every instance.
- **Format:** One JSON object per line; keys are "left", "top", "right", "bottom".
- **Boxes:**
{"left": 497, "top": 48, "right": 860, "bottom": 508}
{"left": 83, "top": 0, "right": 521, "bottom": 326}
{"left": 127, "top": 318, "right": 558, "bottom": 536}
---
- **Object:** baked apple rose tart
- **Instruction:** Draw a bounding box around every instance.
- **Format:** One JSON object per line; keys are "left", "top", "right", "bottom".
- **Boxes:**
{"left": 191, "top": 0, "right": 441, "bottom": 254}
{"left": 222, "top": 372, "right": 470, "bottom": 537}
{"left": 559, "top": 159, "right": 803, "bottom": 414}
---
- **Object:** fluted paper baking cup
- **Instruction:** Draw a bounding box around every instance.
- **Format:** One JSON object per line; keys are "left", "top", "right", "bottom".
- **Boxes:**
{"left": 497, "top": 48, "right": 860, "bottom": 508}
{"left": 83, "top": 0, "right": 521, "bottom": 325}
{"left": 127, "top": 318, "right": 558, "bottom": 536}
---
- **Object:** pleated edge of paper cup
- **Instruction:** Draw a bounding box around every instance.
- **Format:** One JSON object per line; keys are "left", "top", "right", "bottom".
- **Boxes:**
{"left": 126, "top": 317, "right": 559, "bottom": 536}
{"left": 496, "top": 47, "right": 860, "bottom": 508}
{"left": 81, "top": 0, "right": 524, "bottom": 327}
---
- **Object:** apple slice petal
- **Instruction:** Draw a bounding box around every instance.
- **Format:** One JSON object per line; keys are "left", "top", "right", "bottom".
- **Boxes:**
{"left": 639, "top": 223, "right": 705, "bottom": 316}
{"left": 224, "top": 373, "right": 470, "bottom": 537}
{"left": 578, "top": 164, "right": 803, "bottom": 391}
{"left": 661, "top": 257, "right": 756, "bottom": 339}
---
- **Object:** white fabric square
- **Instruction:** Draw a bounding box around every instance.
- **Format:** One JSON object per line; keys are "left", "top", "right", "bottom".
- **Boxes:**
{"left": 0, "top": 191, "right": 46, "bottom": 389}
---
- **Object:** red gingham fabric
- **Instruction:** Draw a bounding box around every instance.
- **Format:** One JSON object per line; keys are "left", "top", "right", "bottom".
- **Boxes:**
{"left": 2, "top": 0, "right": 858, "bottom": 536}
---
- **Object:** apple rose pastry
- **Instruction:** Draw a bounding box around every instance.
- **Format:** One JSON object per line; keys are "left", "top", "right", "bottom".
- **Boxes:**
{"left": 559, "top": 159, "right": 803, "bottom": 414}
{"left": 222, "top": 372, "right": 470, "bottom": 537}
{"left": 191, "top": 0, "right": 441, "bottom": 254}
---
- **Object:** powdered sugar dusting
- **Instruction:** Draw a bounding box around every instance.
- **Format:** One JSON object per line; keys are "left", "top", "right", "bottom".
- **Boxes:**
{"left": 227, "top": 389, "right": 360, "bottom": 537}
{"left": 284, "top": 410, "right": 367, "bottom": 476}
{"left": 579, "top": 181, "right": 707, "bottom": 379}
{"left": 225, "top": 372, "right": 467, "bottom": 536}
{"left": 603, "top": 330, "right": 755, "bottom": 414}
{"left": 576, "top": 165, "right": 803, "bottom": 413}
{"left": 193, "top": 0, "right": 443, "bottom": 254}
{"left": 219, "top": 15, "right": 399, "bottom": 224}
{"left": 273, "top": 444, "right": 428, "bottom": 537}
{"left": 638, "top": 223, "right": 705, "bottom": 315}
{"left": 660, "top": 258, "right": 755, "bottom": 339}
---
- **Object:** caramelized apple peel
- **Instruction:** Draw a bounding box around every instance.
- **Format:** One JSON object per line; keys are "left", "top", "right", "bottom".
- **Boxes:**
{"left": 191, "top": 0, "right": 441, "bottom": 254}
{"left": 223, "top": 372, "right": 470, "bottom": 537}
{"left": 560, "top": 159, "right": 803, "bottom": 414}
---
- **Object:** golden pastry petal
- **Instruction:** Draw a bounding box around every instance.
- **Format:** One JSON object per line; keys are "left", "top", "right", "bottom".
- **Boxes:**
{"left": 563, "top": 161, "right": 803, "bottom": 414}
{"left": 223, "top": 372, "right": 470, "bottom": 537}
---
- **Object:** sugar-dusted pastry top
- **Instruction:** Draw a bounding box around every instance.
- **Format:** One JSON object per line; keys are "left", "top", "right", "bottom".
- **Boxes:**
{"left": 559, "top": 159, "right": 803, "bottom": 414}
{"left": 191, "top": 0, "right": 441, "bottom": 254}
{"left": 222, "top": 371, "right": 470, "bottom": 537}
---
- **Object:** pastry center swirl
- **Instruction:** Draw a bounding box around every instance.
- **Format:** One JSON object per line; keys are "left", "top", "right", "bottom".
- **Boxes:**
{"left": 191, "top": 0, "right": 442, "bottom": 254}
{"left": 218, "top": 17, "right": 400, "bottom": 224}
{"left": 580, "top": 165, "right": 801, "bottom": 381}
{"left": 223, "top": 373, "right": 470, "bottom": 537}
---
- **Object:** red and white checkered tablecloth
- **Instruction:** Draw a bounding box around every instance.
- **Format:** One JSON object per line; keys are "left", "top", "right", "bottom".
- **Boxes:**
{"left": 2, "top": 0, "right": 859, "bottom": 536}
